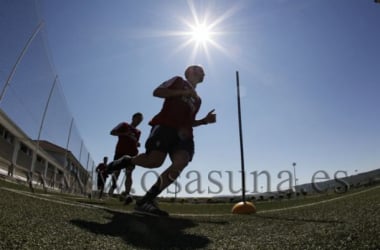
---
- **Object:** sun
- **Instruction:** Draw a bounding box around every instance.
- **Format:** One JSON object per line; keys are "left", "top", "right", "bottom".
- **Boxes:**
{"left": 147, "top": 0, "right": 240, "bottom": 63}
{"left": 177, "top": 9, "right": 226, "bottom": 63}
{"left": 189, "top": 23, "right": 212, "bottom": 44}
{"left": 180, "top": 15, "right": 219, "bottom": 57}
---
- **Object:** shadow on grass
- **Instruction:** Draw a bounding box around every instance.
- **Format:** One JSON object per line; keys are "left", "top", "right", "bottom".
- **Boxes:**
{"left": 71, "top": 210, "right": 210, "bottom": 249}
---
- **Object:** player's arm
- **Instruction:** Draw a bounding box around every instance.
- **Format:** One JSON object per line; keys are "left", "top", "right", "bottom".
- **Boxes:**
{"left": 110, "top": 123, "right": 128, "bottom": 136}
{"left": 136, "top": 131, "right": 141, "bottom": 147}
{"left": 153, "top": 88, "right": 181, "bottom": 98}
{"left": 154, "top": 87, "right": 196, "bottom": 98}
{"left": 193, "top": 109, "right": 216, "bottom": 127}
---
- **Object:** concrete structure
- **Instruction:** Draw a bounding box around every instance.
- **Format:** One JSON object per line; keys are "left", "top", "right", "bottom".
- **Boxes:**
{"left": 0, "top": 109, "right": 91, "bottom": 194}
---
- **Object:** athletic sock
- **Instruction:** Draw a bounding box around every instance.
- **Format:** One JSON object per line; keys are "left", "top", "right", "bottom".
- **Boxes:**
{"left": 137, "top": 185, "right": 161, "bottom": 205}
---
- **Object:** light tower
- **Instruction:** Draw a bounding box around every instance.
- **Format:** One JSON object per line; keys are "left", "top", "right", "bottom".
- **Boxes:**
{"left": 292, "top": 162, "right": 297, "bottom": 191}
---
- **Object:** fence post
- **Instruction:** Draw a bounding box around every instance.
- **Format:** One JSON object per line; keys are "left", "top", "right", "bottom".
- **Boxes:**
{"left": 30, "top": 76, "right": 58, "bottom": 180}
{"left": 0, "top": 21, "right": 44, "bottom": 104}
{"left": 63, "top": 118, "right": 74, "bottom": 191}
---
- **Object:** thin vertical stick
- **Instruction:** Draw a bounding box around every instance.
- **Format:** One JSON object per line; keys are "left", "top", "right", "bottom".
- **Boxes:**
{"left": 236, "top": 71, "right": 246, "bottom": 202}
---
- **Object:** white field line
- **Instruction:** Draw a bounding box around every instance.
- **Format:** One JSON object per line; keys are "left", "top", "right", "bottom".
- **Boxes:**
{"left": 173, "top": 185, "right": 380, "bottom": 217}
{"left": 0, "top": 187, "right": 128, "bottom": 214}
{"left": 257, "top": 184, "right": 380, "bottom": 214}
{"left": 1, "top": 185, "right": 379, "bottom": 217}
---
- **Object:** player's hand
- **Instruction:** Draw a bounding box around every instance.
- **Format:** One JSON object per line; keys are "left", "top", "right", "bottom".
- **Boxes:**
{"left": 205, "top": 109, "right": 216, "bottom": 124}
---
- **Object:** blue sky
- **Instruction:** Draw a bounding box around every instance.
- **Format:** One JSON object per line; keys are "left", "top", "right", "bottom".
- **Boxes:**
{"left": 35, "top": 0, "right": 380, "bottom": 197}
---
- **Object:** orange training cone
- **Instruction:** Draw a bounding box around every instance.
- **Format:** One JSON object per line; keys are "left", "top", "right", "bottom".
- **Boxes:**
{"left": 232, "top": 201, "right": 256, "bottom": 214}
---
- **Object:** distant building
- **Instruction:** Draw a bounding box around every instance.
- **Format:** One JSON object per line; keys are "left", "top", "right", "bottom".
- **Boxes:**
{"left": 0, "top": 109, "right": 91, "bottom": 194}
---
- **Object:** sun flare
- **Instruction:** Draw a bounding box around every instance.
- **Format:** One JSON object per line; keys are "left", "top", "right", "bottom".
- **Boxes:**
{"left": 189, "top": 23, "right": 212, "bottom": 44}
{"left": 179, "top": 15, "right": 223, "bottom": 63}
{"left": 149, "top": 0, "right": 240, "bottom": 63}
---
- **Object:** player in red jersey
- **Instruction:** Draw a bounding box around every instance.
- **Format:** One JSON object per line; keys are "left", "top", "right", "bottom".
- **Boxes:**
{"left": 107, "top": 65, "right": 216, "bottom": 216}
{"left": 95, "top": 156, "right": 108, "bottom": 199}
{"left": 108, "top": 112, "right": 143, "bottom": 205}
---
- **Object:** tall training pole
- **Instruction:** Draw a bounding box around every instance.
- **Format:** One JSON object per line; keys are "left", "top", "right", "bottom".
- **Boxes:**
{"left": 232, "top": 71, "right": 256, "bottom": 214}
{"left": 236, "top": 71, "right": 246, "bottom": 202}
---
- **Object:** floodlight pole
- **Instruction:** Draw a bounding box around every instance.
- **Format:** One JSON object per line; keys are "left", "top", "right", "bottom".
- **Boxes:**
{"left": 236, "top": 71, "right": 246, "bottom": 202}
{"left": 292, "top": 162, "right": 297, "bottom": 191}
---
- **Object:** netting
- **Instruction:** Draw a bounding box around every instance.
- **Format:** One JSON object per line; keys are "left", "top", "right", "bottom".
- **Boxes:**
{"left": 0, "top": 0, "right": 96, "bottom": 192}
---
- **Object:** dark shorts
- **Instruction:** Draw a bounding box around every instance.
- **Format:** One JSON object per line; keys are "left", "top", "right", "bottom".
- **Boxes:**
{"left": 145, "top": 125, "right": 195, "bottom": 161}
{"left": 97, "top": 174, "right": 106, "bottom": 188}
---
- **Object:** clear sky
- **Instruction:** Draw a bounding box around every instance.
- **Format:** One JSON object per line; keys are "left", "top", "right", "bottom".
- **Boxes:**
{"left": 37, "top": 0, "right": 380, "bottom": 197}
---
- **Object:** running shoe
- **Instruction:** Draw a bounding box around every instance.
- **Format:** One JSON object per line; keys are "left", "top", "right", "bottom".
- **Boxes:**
{"left": 134, "top": 200, "right": 169, "bottom": 216}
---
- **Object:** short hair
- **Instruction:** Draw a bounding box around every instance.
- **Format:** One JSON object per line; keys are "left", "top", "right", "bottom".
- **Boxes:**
{"left": 184, "top": 65, "right": 203, "bottom": 79}
{"left": 132, "top": 112, "right": 143, "bottom": 119}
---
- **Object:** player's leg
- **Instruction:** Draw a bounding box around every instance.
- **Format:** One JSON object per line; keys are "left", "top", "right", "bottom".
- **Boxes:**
{"left": 106, "top": 155, "right": 134, "bottom": 173}
{"left": 99, "top": 183, "right": 104, "bottom": 199}
{"left": 97, "top": 174, "right": 102, "bottom": 198}
{"left": 108, "top": 125, "right": 171, "bottom": 174}
{"left": 131, "top": 151, "right": 166, "bottom": 168}
{"left": 134, "top": 150, "right": 190, "bottom": 216}
{"left": 108, "top": 170, "right": 120, "bottom": 195}
{"left": 124, "top": 167, "right": 135, "bottom": 205}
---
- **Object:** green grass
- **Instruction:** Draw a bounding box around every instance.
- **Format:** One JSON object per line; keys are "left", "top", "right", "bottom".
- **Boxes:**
{"left": 1, "top": 178, "right": 379, "bottom": 249}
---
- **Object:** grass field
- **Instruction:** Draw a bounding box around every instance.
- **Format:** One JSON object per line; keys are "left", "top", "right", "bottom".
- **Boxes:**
{"left": 1, "top": 178, "right": 379, "bottom": 249}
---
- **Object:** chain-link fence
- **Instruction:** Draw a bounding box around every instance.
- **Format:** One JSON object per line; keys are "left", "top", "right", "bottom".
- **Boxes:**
{"left": 0, "top": 0, "right": 95, "bottom": 194}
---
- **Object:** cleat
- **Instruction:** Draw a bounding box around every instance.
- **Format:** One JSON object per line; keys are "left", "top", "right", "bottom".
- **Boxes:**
{"left": 124, "top": 195, "right": 134, "bottom": 205}
{"left": 134, "top": 200, "right": 169, "bottom": 217}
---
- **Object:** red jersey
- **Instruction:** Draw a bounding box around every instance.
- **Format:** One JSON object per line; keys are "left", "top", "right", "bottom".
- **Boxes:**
{"left": 96, "top": 163, "right": 108, "bottom": 179}
{"left": 112, "top": 122, "right": 141, "bottom": 157}
{"left": 149, "top": 76, "right": 201, "bottom": 137}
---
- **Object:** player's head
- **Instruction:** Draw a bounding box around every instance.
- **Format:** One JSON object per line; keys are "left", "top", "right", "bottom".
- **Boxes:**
{"left": 103, "top": 156, "right": 108, "bottom": 163}
{"left": 185, "top": 65, "right": 205, "bottom": 84}
{"left": 132, "top": 112, "right": 143, "bottom": 126}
